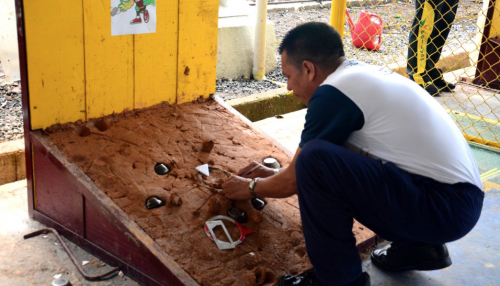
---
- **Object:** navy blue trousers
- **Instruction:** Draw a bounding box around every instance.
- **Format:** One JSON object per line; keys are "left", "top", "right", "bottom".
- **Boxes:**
{"left": 295, "top": 140, "right": 484, "bottom": 286}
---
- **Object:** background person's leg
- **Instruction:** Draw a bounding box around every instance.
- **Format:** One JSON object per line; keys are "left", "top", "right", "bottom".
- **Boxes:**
{"left": 426, "top": 0, "right": 459, "bottom": 91}
{"left": 427, "top": 0, "right": 459, "bottom": 69}
{"left": 407, "top": 0, "right": 426, "bottom": 78}
{"left": 296, "top": 140, "right": 483, "bottom": 285}
{"left": 407, "top": 0, "right": 441, "bottom": 95}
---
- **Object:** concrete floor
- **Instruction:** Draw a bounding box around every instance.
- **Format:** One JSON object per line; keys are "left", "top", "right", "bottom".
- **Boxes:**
{"left": 0, "top": 180, "right": 139, "bottom": 286}
{"left": 361, "top": 189, "right": 500, "bottom": 286}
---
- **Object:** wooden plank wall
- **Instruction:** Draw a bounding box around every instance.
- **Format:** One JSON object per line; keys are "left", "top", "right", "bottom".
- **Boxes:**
{"left": 24, "top": 0, "right": 218, "bottom": 129}
{"left": 490, "top": 2, "right": 500, "bottom": 38}
{"left": 24, "top": 0, "right": 86, "bottom": 130}
{"left": 135, "top": 0, "right": 179, "bottom": 108}
{"left": 83, "top": 0, "right": 135, "bottom": 120}
{"left": 177, "top": 0, "right": 219, "bottom": 104}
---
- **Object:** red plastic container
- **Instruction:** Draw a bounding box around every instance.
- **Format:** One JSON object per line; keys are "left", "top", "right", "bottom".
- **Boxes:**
{"left": 346, "top": 10, "right": 383, "bottom": 51}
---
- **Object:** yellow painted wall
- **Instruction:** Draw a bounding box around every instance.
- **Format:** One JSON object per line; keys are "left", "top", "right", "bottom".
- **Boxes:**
{"left": 24, "top": 0, "right": 219, "bottom": 129}
{"left": 135, "top": 0, "right": 179, "bottom": 108}
{"left": 490, "top": 0, "right": 500, "bottom": 38}
{"left": 24, "top": 0, "right": 86, "bottom": 130}
{"left": 83, "top": 0, "right": 134, "bottom": 120}
{"left": 177, "top": 0, "right": 219, "bottom": 104}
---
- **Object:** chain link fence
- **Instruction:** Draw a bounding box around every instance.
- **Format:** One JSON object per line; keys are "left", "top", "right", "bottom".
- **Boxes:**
{"left": 342, "top": 0, "right": 500, "bottom": 148}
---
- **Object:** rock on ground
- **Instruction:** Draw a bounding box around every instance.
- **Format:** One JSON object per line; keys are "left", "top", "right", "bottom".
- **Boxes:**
{"left": 0, "top": 72, "right": 24, "bottom": 143}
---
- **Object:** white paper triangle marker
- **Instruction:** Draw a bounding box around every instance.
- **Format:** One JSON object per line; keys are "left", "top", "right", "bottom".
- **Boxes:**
{"left": 196, "top": 164, "right": 210, "bottom": 177}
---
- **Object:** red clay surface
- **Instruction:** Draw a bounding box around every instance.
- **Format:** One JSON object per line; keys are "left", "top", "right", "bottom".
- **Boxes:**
{"left": 46, "top": 100, "right": 375, "bottom": 286}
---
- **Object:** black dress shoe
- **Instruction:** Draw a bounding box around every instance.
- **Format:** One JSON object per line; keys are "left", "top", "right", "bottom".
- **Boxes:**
{"left": 371, "top": 243, "right": 452, "bottom": 272}
{"left": 277, "top": 269, "right": 324, "bottom": 286}
{"left": 277, "top": 270, "right": 370, "bottom": 286}
{"left": 433, "top": 68, "right": 455, "bottom": 92}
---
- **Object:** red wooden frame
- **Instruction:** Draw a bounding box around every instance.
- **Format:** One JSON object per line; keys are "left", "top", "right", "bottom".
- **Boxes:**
{"left": 473, "top": 0, "right": 500, "bottom": 90}
{"left": 28, "top": 132, "right": 197, "bottom": 285}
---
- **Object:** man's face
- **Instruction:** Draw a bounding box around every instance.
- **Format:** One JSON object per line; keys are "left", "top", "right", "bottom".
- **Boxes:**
{"left": 281, "top": 51, "right": 315, "bottom": 106}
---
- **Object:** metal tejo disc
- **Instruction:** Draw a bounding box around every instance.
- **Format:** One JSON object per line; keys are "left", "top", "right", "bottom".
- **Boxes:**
{"left": 145, "top": 196, "right": 165, "bottom": 209}
{"left": 154, "top": 163, "right": 170, "bottom": 175}
{"left": 263, "top": 157, "right": 280, "bottom": 169}
{"left": 227, "top": 207, "right": 248, "bottom": 223}
{"left": 52, "top": 278, "right": 71, "bottom": 286}
{"left": 251, "top": 198, "right": 266, "bottom": 211}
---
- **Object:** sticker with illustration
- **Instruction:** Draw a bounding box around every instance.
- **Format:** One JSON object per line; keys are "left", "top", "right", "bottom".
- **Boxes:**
{"left": 111, "top": 0, "right": 157, "bottom": 36}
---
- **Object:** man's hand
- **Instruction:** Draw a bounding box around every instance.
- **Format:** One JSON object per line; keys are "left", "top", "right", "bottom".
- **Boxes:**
{"left": 224, "top": 147, "right": 301, "bottom": 200}
{"left": 221, "top": 176, "right": 253, "bottom": 201}
{"left": 237, "top": 161, "right": 275, "bottom": 178}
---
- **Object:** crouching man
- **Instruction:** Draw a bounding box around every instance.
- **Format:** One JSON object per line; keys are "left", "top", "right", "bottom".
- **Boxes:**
{"left": 222, "top": 22, "right": 483, "bottom": 286}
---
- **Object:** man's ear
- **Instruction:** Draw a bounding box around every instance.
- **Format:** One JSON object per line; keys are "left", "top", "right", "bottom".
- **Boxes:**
{"left": 302, "top": 61, "right": 316, "bottom": 82}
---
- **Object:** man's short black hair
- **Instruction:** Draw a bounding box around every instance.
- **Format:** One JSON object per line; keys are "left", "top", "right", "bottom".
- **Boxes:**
{"left": 279, "top": 22, "right": 345, "bottom": 70}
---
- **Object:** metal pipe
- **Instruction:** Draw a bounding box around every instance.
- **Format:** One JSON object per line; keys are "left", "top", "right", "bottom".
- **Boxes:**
{"left": 330, "top": 0, "right": 347, "bottom": 39}
{"left": 253, "top": 0, "right": 268, "bottom": 81}
{"left": 24, "top": 228, "right": 120, "bottom": 281}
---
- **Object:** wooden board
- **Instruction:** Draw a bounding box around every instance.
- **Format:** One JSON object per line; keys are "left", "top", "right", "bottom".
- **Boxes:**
{"left": 83, "top": 0, "right": 134, "bottom": 120}
{"left": 176, "top": 0, "right": 219, "bottom": 104}
{"left": 490, "top": 0, "right": 500, "bottom": 38}
{"left": 24, "top": 0, "right": 220, "bottom": 129}
{"left": 134, "top": 0, "right": 179, "bottom": 108}
{"left": 24, "top": 0, "right": 86, "bottom": 129}
{"left": 31, "top": 131, "right": 198, "bottom": 286}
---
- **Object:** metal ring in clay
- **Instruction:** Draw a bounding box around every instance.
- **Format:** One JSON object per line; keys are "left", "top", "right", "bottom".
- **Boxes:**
{"left": 203, "top": 215, "right": 254, "bottom": 250}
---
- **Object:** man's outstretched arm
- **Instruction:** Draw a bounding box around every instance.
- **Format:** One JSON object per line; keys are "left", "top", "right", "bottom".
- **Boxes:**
{"left": 221, "top": 147, "right": 301, "bottom": 200}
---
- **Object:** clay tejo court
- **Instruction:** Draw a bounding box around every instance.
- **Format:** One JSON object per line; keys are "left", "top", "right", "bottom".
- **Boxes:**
{"left": 3, "top": 0, "right": 500, "bottom": 285}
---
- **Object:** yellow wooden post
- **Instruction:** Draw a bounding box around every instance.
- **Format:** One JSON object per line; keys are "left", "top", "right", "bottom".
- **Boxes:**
{"left": 135, "top": 0, "right": 179, "bottom": 108}
{"left": 490, "top": 0, "right": 500, "bottom": 38}
{"left": 176, "top": 0, "right": 220, "bottom": 104}
{"left": 330, "top": 0, "right": 347, "bottom": 39}
{"left": 24, "top": 0, "right": 86, "bottom": 129}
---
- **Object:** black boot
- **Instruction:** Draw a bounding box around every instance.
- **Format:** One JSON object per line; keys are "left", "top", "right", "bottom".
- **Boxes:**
{"left": 431, "top": 68, "right": 455, "bottom": 92}
{"left": 435, "top": 68, "right": 456, "bottom": 92}
{"left": 420, "top": 81, "right": 440, "bottom": 97}
{"left": 371, "top": 243, "right": 452, "bottom": 272}
{"left": 277, "top": 269, "right": 370, "bottom": 286}
{"left": 409, "top": 74, "right": 440, "bottom": 97}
